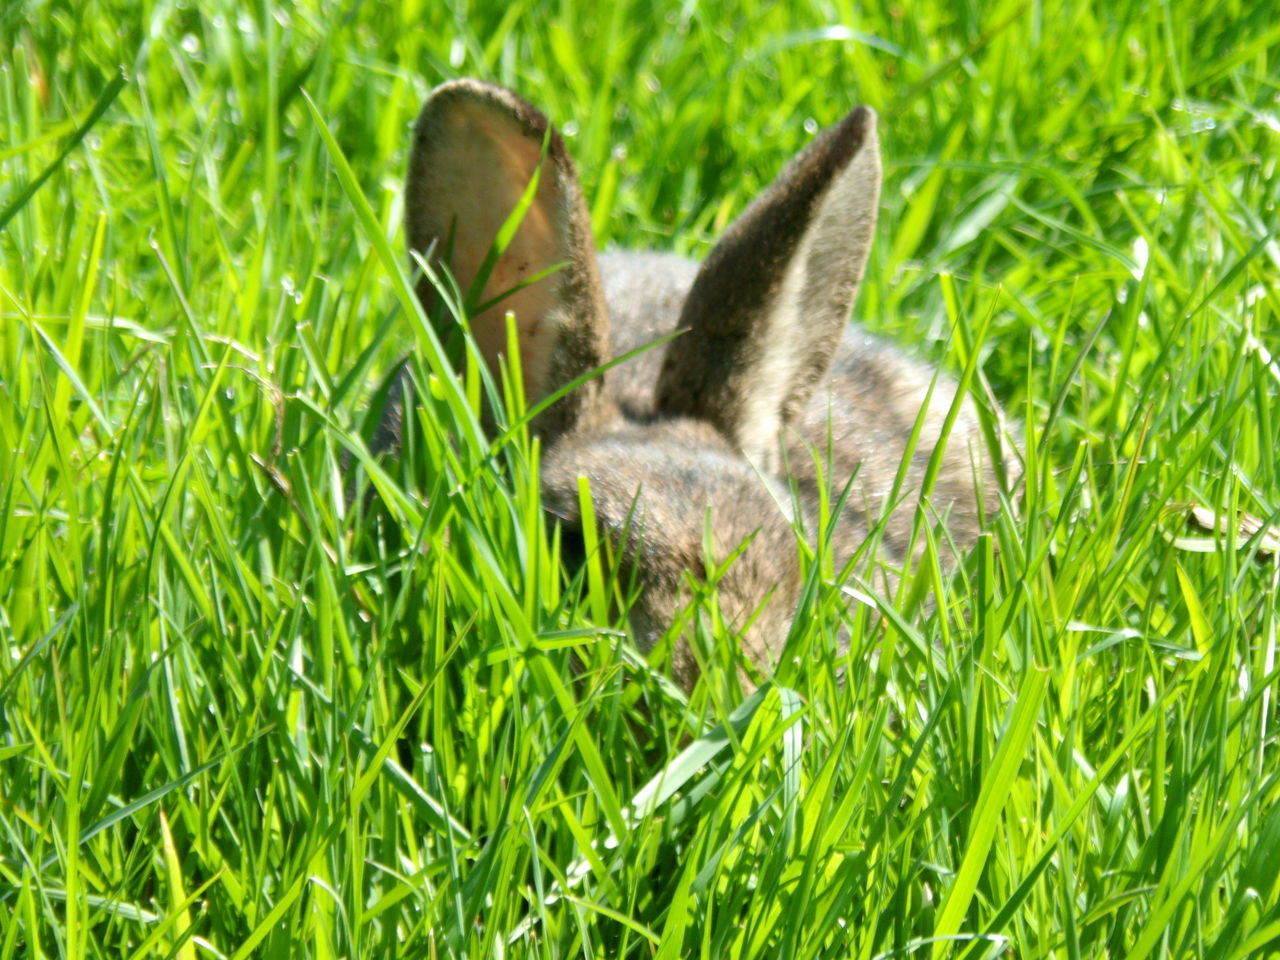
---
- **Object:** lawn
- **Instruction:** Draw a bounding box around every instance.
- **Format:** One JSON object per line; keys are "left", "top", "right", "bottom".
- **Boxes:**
{"left": 1, "top": 0, "right": 1278, "bottom": 957}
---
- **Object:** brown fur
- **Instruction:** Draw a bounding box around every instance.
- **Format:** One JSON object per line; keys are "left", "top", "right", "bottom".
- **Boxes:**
{"left": 396, "top": 79, "right": 1005, "bottom": 690}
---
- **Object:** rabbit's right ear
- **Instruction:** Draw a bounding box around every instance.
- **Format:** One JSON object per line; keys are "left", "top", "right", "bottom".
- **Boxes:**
{"left": 406, "top": 79, "right": 609, "bottom": 438}
{"left": 657, "top": 105, "right": 881, "bottom": 468}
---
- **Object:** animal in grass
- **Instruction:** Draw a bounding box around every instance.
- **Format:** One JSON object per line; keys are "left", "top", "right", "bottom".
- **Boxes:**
{"left": 393, "top": 78, "right": 1004, "bottom": 689}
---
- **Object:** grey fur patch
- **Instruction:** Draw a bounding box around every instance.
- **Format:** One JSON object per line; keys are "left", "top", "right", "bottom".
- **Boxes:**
{"left": 380, "top": 83, "right": 1012, "bottom": 691}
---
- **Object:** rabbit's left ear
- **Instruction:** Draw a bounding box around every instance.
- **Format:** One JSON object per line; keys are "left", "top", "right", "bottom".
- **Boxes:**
{"left": 405, "top": 80, "right": 609, "bottom": 438}
{"left": 657, "top": 105, "right": 880, "bottom": 467}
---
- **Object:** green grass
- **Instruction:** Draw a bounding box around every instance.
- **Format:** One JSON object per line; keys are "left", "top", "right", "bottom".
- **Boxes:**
{"left": 2, "top": 0, "right": 1279, "bottom": 956}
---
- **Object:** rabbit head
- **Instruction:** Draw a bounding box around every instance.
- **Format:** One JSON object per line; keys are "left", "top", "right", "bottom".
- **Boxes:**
{"left": 403, "top": 79, "right": 982, "bottom": 689}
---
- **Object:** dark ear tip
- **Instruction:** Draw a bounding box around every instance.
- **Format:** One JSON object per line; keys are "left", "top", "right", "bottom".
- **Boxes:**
{"left": 424, "top": 78, "right": 535, "bottom": 116}
{"left": 844, "top": 104, "right": 878, "bottom": 145}
{"left": 811, "top": 103, "right": 879, "bottom": 172}
{"left": 417, "top": 78, "right": 561, "bottom": 156}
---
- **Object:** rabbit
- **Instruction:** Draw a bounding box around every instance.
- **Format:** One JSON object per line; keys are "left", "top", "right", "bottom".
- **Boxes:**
{"left": 392, "top": 78, "right": 1004, "bottom": 689}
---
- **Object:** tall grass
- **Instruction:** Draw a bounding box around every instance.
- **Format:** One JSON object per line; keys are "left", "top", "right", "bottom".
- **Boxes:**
{"left": 1, "top": 1, "right": 1278, "bottom": 956}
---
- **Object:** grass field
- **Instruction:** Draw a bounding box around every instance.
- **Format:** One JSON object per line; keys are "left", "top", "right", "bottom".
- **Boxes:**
{"left": 2, "top": 0, "right": 1279, "bottom": 956}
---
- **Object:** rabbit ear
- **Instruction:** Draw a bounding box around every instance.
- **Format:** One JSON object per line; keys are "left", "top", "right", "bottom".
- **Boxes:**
{"left": 406, "top": 79, "right": 609, "bottom": 437}
{"left": 657, "top": 105, "right": 881, "bottom": 467}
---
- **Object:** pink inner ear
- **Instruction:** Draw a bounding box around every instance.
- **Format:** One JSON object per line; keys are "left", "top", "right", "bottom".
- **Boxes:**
{"left": 432, "top": 106, "right": 565, "bottom": 404}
